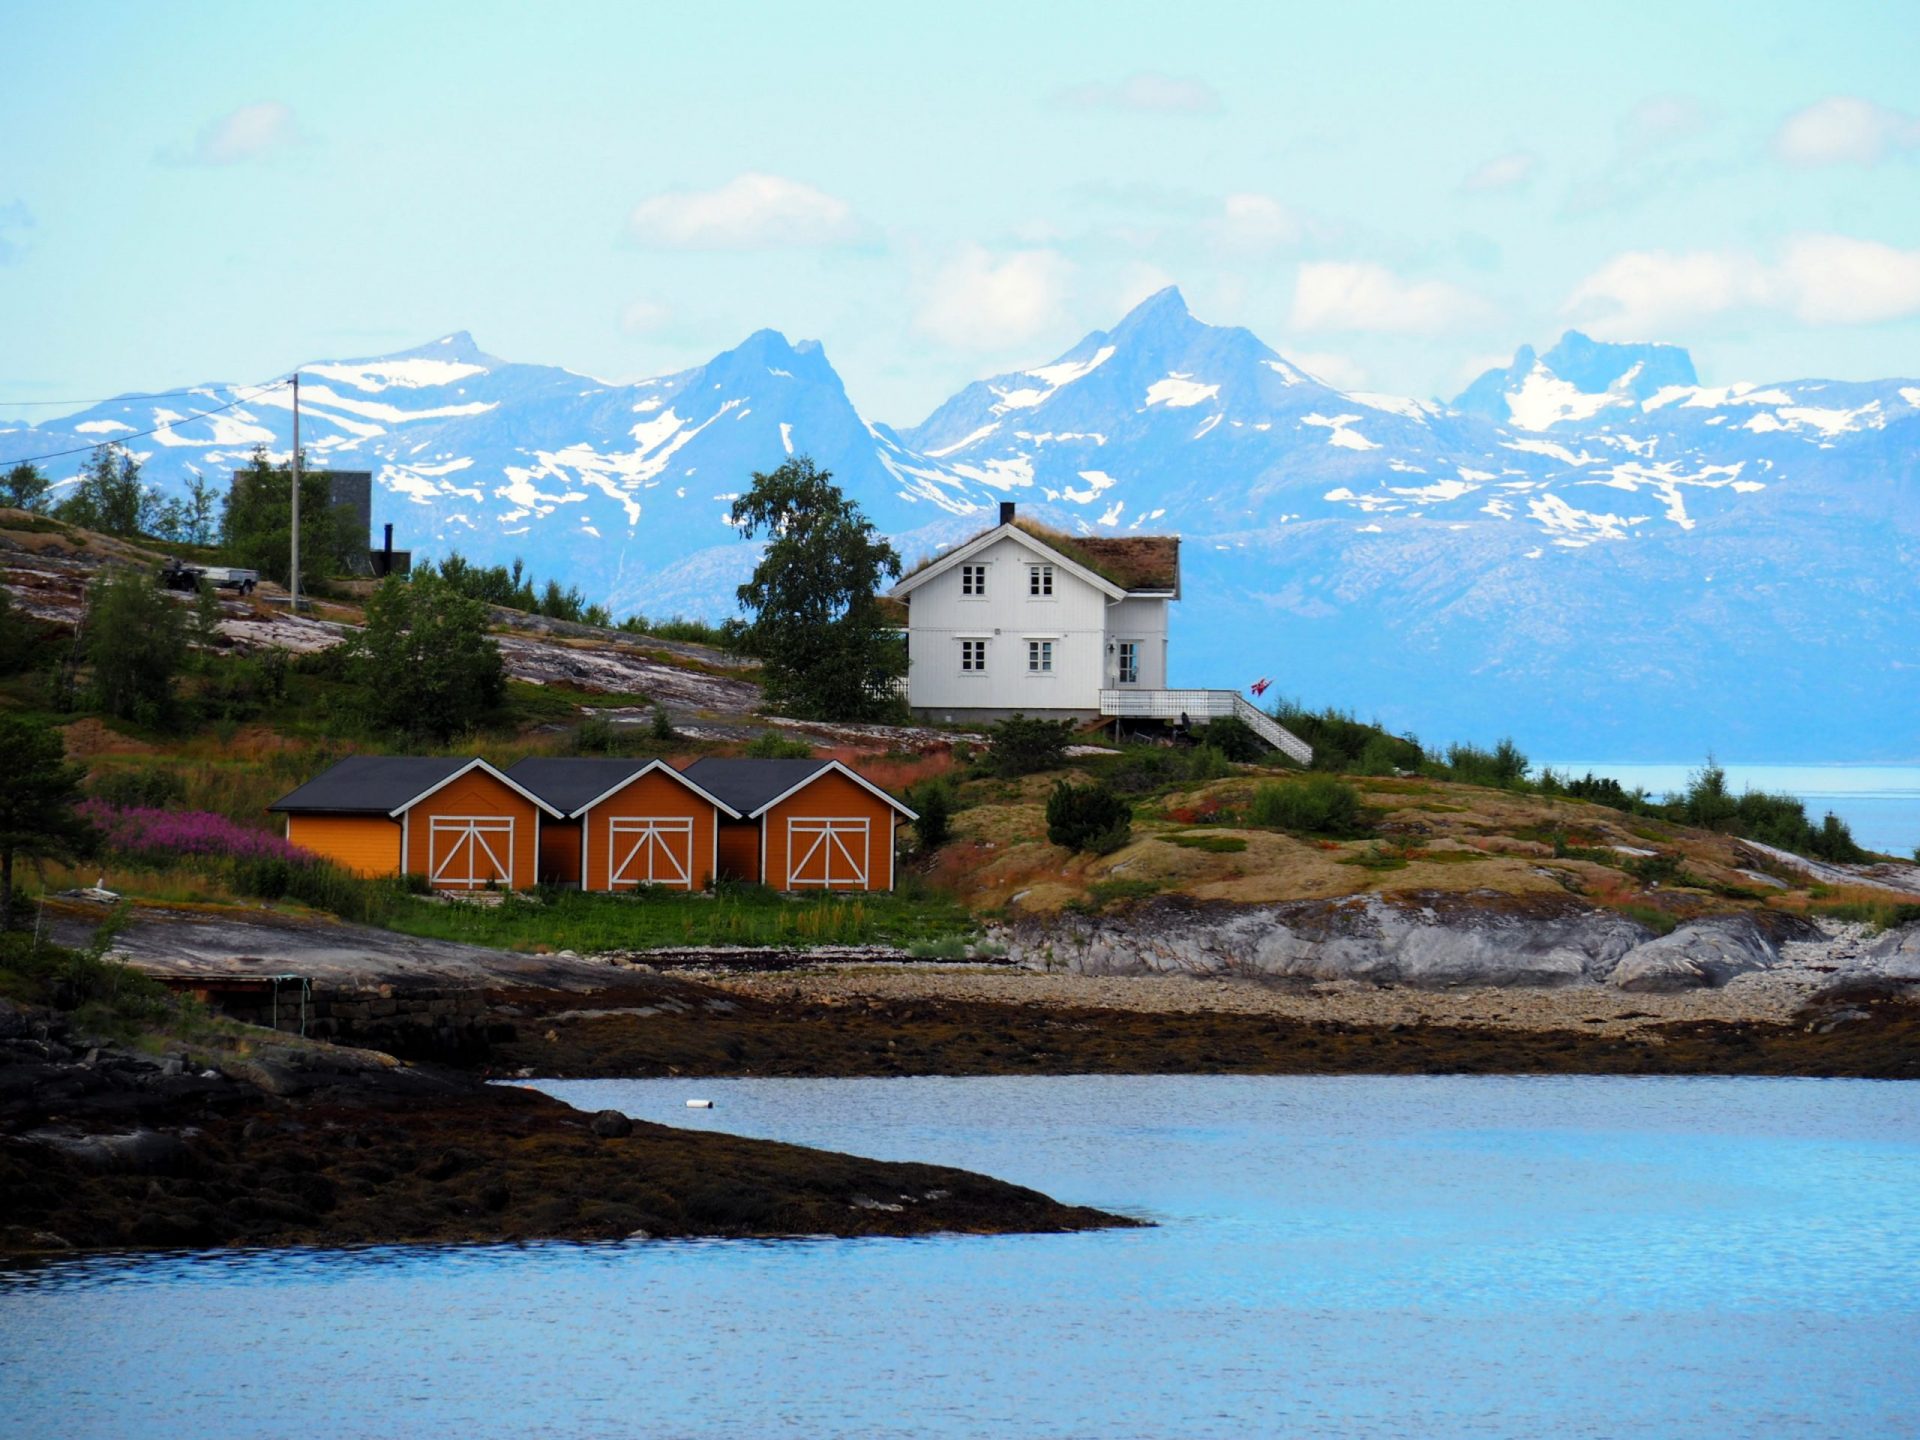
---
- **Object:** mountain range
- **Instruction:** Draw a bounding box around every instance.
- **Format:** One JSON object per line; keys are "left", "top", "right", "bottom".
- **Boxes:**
{"left": 5, "top": 288, "right": 1916, "bottom": 761}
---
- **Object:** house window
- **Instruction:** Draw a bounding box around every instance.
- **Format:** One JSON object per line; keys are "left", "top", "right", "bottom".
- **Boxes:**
{"left": 960, "top": 639, "right": 987, "bottom": 672}
{"left": 1027, "top": 640, "right": 1053, "bottom": 673}
{"left": 961, "top": 564, "right": 987, "bottom": 597}
{"left": 1028, "top": 563, "right": 1053, "bottom": 597}
{"left": 1117, "top": 640, "right": 1140, "bottom": 684}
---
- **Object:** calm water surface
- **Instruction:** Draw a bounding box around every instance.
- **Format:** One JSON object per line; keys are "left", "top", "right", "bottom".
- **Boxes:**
{"left": 3, "top": 1074, "right": 1918, "bottom": 1439}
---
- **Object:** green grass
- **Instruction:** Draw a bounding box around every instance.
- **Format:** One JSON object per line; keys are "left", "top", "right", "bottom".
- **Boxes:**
{"left": 1808, "top": 899, "right": 1920, "bottom": 932}
{"left": 1161, "top": 832, "right": 1248, "bottom": 854}
{"left": 1616, "top": 902, "right": 1679, "bottom": 937}
{"left": 374, "top": 882, "right": 979, "bottom": 953}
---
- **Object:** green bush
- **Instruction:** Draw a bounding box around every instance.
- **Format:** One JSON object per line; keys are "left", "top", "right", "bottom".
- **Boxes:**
{"left": 1194, "top": 715, "right": 1264, "bottom": 762}
{"left": 743, "top": 733, "right": 814, "bottom": 759}
{"left": 1249, "top": 776, "right": 1364, "bottom": 835}
{"left": 89, "top": 767, "right": 188, "bottom": 809}
{"left": 1443, "top": 738, "right": 1530, "bottom": 788}
{"left": 986, "top": 713, "right": 1077, "bottom": 777}
{"left": 907, "top": 778, "right": 953, "bottom": 850}
{"left": 1186, "top": 746, "right": 1232, "bottom": 783}
{"left": 1045, "top": 780, "right": 1133, "bottom": 854}
{"left": 1269, "top": 702, "right": 1424, "bottom": 773}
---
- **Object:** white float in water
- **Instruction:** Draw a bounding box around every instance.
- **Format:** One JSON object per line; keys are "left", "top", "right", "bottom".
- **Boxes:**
{"left": 686, "top": 1099, "right": 713, "bottom": 1109}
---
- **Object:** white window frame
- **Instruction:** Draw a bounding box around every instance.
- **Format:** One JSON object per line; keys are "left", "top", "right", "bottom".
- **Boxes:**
{"left": 1028, "top": 563, "right": 1053, "bottom": 597}
{"left": 785, "top": 817, "right": 870, "bottom": 889}
{"left": 959, "top": 638, "right": 987, "bottom": 673}
{"left": 1117, "top": 639, "right": 1141, "bottom": 685}
{"left": 960, "top": 563, "right": 987, "bottom": 598}
{"left": 428, "top": 816, "right": 515, "bottom": 889}
{"left": 607, "top": 816, "right": 694, "bottom": 890}
{"left": 1027, "top": 639, "right": 1054, "bottom": 674}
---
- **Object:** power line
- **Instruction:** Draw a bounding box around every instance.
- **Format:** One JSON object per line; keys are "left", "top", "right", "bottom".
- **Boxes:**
{"left": 0, "top": 379, "right": 291, "bottom": 466}
{"left": 0, "top": 387, "right": 239, "bottom": 407}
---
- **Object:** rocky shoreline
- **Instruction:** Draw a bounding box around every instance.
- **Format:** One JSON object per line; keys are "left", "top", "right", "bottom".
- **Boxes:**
{"left": 0, "top": 998, "right": 1133, "bottom": 1256}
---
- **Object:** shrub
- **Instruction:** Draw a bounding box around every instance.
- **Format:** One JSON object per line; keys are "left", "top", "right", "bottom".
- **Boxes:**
{"left": 649, "top": 705, "right": 676, "bottom": 741}
{"left": 1443, "top": 738, "right": 1529, "bottom": 788}
{"left": 1186, "top": 746, "right": 1232, "bottom": 783}
{"left": 907, "top": 778, "right": 953, "bottom": 850}
{"left": 1269, "top": 701, "right": 1425, "bottom": 774}
{"left": 80, "top": 801, "right": 310, "bottom": 866}
{"left": 84, "top": 564, "right": 186, "bottom": 726}
{"left": 574, "top": 713, "right": 621, "bottom": 755}
{"left": 1194, "top": 715, "right": 1264, "bottom": 763}
{"left": 1045, "top": 780, "right": 1132, "bottom": 854}
{"left": 1249, "top": 776, "right": 1363, "bottom": 835}
{"left": 986, "top": 713, "right": 1076, "bottom": 777}
{"left": 89, "top": 767, "right": 188, "bottom": 810}
{"left": 744, "top": 733, "right": 814, "bottom": 759}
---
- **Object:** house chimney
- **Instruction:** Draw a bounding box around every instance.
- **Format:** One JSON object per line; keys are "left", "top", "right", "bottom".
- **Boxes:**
{"left": 999, "top": 501, "right": 1016, "bottom": 525}
{"left": 381, "top": 523, "right": 394, "bottom": 575}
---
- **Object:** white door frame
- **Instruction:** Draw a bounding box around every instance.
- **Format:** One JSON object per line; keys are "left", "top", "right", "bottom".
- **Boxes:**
{"left": 428, "top": 815, "right": 515, "bottom": 889}
{"left": 785, "top": 817, "right": 870, "bottom": 889}
{"left": 608, "top": 817, "right": 695, "bottom": 889}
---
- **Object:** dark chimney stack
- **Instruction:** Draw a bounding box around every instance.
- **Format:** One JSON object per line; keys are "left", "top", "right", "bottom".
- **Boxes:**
{"left": 999, "top": 500, "right": 1016, "bottom": 525}
{"left": 382, "top": 523, "right": 394, "bottom": 568}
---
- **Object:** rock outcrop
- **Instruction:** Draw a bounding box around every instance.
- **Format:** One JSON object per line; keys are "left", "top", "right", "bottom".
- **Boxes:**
{"left": 1004, "top": 894, "right": 1820, "bottom": 993}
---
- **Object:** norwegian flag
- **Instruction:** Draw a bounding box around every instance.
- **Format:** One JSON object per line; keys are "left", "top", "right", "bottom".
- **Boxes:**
{"left": 1249, "top": 677, "right": 1272, "bottom": 697}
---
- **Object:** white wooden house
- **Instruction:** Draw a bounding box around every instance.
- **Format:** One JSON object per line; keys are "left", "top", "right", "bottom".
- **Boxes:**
{"left": 889, "top": 502, "right": 1311, "bottom": 761}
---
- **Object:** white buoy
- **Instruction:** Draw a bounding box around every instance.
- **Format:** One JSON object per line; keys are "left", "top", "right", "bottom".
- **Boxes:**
{"left": 686, "top": 1098, "right": 714, "bottom": 1109}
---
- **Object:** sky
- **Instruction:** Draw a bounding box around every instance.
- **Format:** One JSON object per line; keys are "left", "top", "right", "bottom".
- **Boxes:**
{"left": 2, "top": 0, "right": 1917, "bottom": 425}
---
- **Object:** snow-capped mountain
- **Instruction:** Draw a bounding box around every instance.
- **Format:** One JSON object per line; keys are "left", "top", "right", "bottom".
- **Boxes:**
{"left": 5, "top": 290, "right": 1916, "bottom": 761}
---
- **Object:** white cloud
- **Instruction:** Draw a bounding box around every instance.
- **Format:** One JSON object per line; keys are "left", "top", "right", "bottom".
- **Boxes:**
{"left": 915, "top": 246, "right": 1072, "bottom": 350}
{"left": 1460, "top": 151, "right": 1537, "bottom": 194}
{"left": 1053, "top": 71, "right": 1221, "bottom": 114}
{"left": 1778, "top": 234, "right": 1920, "bottom": 324}
{"left": 626, "top": 172, "right": 858, "bottom": 250}
{"left": 1212, "top": 193, "right": 1307, "bottom": 252}
{"left": 1289, "top": 261, "right": 1489, "bottom": 335}
{"left": 172, "top": 101, "right": 299, "bottom": 165}
{"left": 1620, "top": 94, "right": 1711, "bottom": 152}
{"left": 1773, "top": 96, "right": 1920, "bottom": 167}
{"left": 1564, "top": 234, "right": 1920, "bottom": 335}
{"left": 619, "top": 299, "right": 673, "bottom": 336}
{"left": 1287, "top": 351, "right": 1368, "bottom": 391}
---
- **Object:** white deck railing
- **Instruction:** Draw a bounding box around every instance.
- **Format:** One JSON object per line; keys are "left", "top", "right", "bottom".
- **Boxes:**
{"left": 1097, "top": 689, "right": 1314, "bottom": 766}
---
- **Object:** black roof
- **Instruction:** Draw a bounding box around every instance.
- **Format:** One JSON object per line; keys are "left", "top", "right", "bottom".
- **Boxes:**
{"left": 503, "top": 757, "right": 731, "bottom": 817}
{"left": 268, "top": 756, "right": 470, "bottom": 814}
{"left": 680, "top": 758, "right": 834, "bottom": 816}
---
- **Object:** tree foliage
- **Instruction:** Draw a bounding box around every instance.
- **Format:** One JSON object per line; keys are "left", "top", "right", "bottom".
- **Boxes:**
{"left": 348, "top": 571, "right": 506, "bottom": 741}
{"left": 729, "top": 456, "right": 904, "bottom": 720}
{"left": 84, "top": 565, "right": 186, "bottom": 726}
{"left": 56, "top": 444, "right": 159, "bottom": 537}
{"left": 0, "top": 716, "right": 94, "bottom": 927}
{"left": 221, "top": 445, "right": 360, "bottom": 588}
{"left": 2, "top": 461, "right": 50, "bottom": 514}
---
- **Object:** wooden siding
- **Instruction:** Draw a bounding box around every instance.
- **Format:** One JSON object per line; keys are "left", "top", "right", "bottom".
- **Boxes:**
{"left": 400, "top": 771, "right": 540, "bottom": 889}
{"left": 716, "top": 820, "right": 760, "bottom": 884}
{"left": 285, "top": 814, "right": 400, "bottom": 877}
{"left": 762, "top": 770, "right": 897, "bottom": 892}
{"left": 539, "top": 820, "right": 582, "bottom": 887}
{"left": 581, "top": 770, "right": 718, "bottom": 892}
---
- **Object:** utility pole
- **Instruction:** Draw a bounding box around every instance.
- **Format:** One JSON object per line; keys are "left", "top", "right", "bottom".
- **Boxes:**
{"left": 289, "top": 373, "right": 301, "bottom": 611}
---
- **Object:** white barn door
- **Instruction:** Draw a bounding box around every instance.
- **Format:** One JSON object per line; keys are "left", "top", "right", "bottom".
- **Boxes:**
{"left": 609, "top": 818, "right": 694, "bottom": 889}
{"left": 786, "top": 818, "right": 869, "bottom": 888}
{"left": 429, "top": 817, "right": 514, "bottom": 889}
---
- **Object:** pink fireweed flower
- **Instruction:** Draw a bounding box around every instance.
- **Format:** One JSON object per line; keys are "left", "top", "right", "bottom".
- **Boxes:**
{"left": 79, "top": 802, "right": 315, "bottom": 865}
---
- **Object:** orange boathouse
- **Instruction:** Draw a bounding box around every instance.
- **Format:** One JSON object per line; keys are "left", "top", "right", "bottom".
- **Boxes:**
{"left": 681, "top": 758, "right": 916, "bottom": 892}
{"left": 268, "top": 756, "right": 562, "bottom": 889}
{"left": 505, "top": 757, "right": 742, "bottom": 892}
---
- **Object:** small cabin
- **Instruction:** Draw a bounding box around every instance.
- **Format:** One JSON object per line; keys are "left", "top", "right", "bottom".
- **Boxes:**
{"left": 268, "top": 756, "right": 561, "bottom": 890}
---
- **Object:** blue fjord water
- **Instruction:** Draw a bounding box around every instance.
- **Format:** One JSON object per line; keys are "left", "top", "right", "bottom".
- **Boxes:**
{"left": 2, "top": 1074, "right": 1917, "bottom": 1439}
